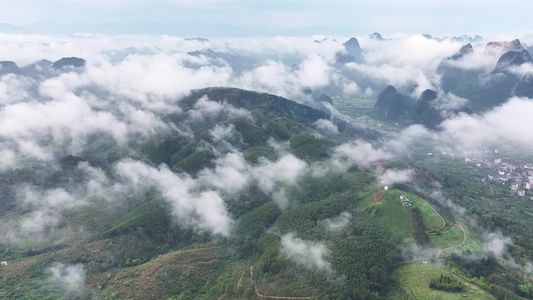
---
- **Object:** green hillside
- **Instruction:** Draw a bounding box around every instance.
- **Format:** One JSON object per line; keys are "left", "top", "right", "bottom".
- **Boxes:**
{"left": 0, "top": 88, "right": 530, "bottom": 299}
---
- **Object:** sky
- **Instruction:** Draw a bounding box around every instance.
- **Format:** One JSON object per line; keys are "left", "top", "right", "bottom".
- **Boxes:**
{"left": 1, "top": 0, "right": 533, "bottom": 36}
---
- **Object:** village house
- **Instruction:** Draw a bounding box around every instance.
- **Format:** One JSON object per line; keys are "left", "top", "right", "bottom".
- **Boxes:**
{"left": 511, "top": 179, "right": 524, "bottom": 191}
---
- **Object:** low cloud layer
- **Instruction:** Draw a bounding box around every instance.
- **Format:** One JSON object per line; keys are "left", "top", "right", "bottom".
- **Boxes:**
{"left": 334, "top": 141, "right": 394, "bottom": 167}
{"left": 379, "top": 168, "right": 414, "bottom": 185}
{"left": 114, "top": 159, "right": 234, "bottom": 236}
{"left": 0, "top": 32, "right": 532, "bottom": 270}
{"left": 281, "top": 233, "right": 332, "bottom": 272}
{"left": 324, "top": 212, "right": 353, "bottom": 232}
{"left": 49, "top": 263, "right": 87, "bottom": 294}
{"left": 440, "top": 97, "right": 533, "bottom": 151}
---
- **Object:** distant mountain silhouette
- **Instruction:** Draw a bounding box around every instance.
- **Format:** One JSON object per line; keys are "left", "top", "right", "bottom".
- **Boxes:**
{"left": 493, "top": 49, "right": 532, "bottom": 73}
{"left": 513, "top": 72, "right": 533, "bottom": 98}
{"left": 448, "top": 43, "right": 474, "bottom": 60}
{"left": 369, "top": 32, "right": 384, "bottom": 40}
{"left": 411, "top": 89, "right": 442, "bottom": 129}
{"left": 184, "top": 37, "right": 209, "bottom": 42}
{"left": 20, "top": 59, "right": 53, "bottom": 74}
{"left": 336, "top": 37, "right": 364, "bottom": 63}
{"left": 411, "top": 89, "right": 472, "bottom": 129}
{"left": 373, "top": 86, "right": 472, "bottom": 129}
{"left": 485, "top": 39, "right": 523, "bottom": 53}
{"left": 52, "top": 57, "right": 86, "bottom": 69}
{"left": 451, "top": 35, "right": 482, "bottom": 43}
{"left": 0, "top": 61, "right": 20, "bottom": 76}
{"left": 438, "top": 39, "right": 532, "bottom": 112}
{"left": 373, "top": 85, "right": 410, "bottom": 120}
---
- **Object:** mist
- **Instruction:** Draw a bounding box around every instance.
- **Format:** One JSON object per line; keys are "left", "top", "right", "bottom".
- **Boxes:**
{"left": 0, "top": 31, "right": 532, "bottom": 298}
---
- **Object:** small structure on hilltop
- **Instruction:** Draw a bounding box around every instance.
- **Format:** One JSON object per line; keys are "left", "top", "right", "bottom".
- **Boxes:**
{"left": 400, "top": 195, "right": 413, "bottom": 206}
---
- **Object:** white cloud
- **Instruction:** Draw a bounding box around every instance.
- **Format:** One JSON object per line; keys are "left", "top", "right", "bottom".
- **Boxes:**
{"left": 324, "top": 212, "right": 352, "bottom": 232}
{"left": 439, "top": 97, "right": 533, "bottom": 151}
{"left": 254, "top": 154, "right": 307, "bottom": 193}
{"left": 379, "top": 169, "right": 414, "bottom": 185}
{"left": 197, "top": 152, "right": 249, "bottom": 194}
{"left": 281, "top": 233, "right": 332, "bottom": 272}
{"left": 0, "top": 74, "right": 33, "bottom": 105}
{"left": 313, "top": 119, "right": 339, "bottom": 134}
{"left": 335, "top": 140, "right": 393, "bottom": 167}
{"left": 20, "top": 186, "right": 76, "bottom": 209}
{"left": 187, "top": 95, "right": 251, "bottom": 121}
{"left": 49, "top": 263, "right": 86, "bottom": 292}
{"left": 114, "top": 159, "right": 233, "bottom": 236}
{"left": 210, "top": 124, "right": 236, "bottom": 142}
{"left": 485, "top": 232, "right": 512, "bottom": 257}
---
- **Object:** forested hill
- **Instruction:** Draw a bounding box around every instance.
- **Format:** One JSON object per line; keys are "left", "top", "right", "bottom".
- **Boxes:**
{"left": 0, "top": 87, "right": 529, "bottom": 299}
{"left": 182, "top": 87, "right": 328, "bottom": 124}
{"left": 0, "top": 87, "right": 384, "bottom": 299}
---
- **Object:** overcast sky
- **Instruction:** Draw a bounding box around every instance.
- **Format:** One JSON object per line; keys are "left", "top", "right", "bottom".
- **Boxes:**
{"left": 1, "top": 0, "right": 532, "bottom": 36}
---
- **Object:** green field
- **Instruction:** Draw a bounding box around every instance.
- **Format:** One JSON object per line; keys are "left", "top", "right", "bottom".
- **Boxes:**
{"left": 333, "top": 97, "right": 376, "bottom": 119}
{"left": 373, "top": 190, "right": 415, "bottom": 239}
{"left": 389, "top": 263, "right": 496, "bottom": 300}
{"left": 371, "top": 190, "right": 446, "bottom": 240}
{"left": 333, "top": 97, "right": 402, "bottom": 132}
{"left": 439, "top": 230, "right": 485, "bottom": 257}
{"left": 412, "top": 200, "right": 444, "bottom": 230}
{"left": 431, "top": 226, "right": 465, "bottom": 249}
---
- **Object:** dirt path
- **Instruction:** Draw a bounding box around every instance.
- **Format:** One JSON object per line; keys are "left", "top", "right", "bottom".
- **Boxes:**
{"left": 373, "top": 190, "right": 388, "bottom": 205}
{"left": 236, "top": 271, "right": 244, "bottom": 289}
{"left": 436, "top": 224, "right": 466, "bottom": 258}
{"left": 418, "top": 197, "right": 446, "bottom": 232}
{"left": 428, "top": 204, "right": 446, "bottom": 231}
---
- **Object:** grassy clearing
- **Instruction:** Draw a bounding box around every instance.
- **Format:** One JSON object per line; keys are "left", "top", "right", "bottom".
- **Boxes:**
{"left": 375, "top": 190, "right": 414, "bottom": 239}
{"left": 431, "top": 226, "right": 464, "bottom": 249}
{"left": 389, "top": 263, "right": 495, "bottom": 300}
{"left": 440, "top": 230, "right": 485, "bottom": 257}
{"left": 412, "top": 200, "right": 444, "bottom": 230}
{"left": 373, "top": 189, "right": 444, "bottom": 240}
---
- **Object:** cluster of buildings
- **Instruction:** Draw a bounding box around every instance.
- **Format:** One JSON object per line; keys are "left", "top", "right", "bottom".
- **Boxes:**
{"left": 439, "top": 149, "right": 533, "bottom": 197}
{"left": 485, "top": 160, "right": 533, "bottom": 196}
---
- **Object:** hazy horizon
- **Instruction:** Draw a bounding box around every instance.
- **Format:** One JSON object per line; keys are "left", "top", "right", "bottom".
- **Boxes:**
{"left": 1, "top": 1, "right": 533, "bottom": 37}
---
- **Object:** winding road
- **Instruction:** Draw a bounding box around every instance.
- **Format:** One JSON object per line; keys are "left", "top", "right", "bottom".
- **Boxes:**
{"left": 436, "top": 224, "right": 466, "bottom": 258}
